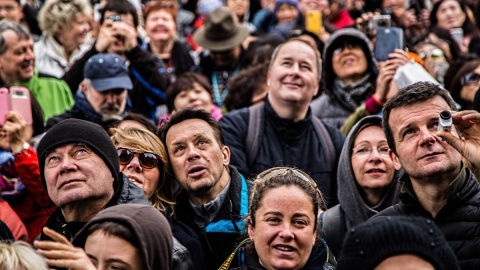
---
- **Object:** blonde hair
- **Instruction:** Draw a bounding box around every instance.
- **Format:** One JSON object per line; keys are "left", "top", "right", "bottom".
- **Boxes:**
{"left": 110, "top": 126, "right": 175, "bottom": 215}
{"left": 0, "top": 241, "right": 48, "bottom": 270}
{"left": 38, "top": 0, "right": 92, "bottom": 36}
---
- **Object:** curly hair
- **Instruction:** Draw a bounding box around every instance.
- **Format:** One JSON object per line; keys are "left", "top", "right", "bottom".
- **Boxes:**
{"left": 38, "top": 0, "right": 92, "bottom": 36}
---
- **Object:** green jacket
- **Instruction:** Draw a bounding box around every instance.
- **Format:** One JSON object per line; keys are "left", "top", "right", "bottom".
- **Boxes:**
{"left": 16, "top": 70, "right": 74, "bottom": 121}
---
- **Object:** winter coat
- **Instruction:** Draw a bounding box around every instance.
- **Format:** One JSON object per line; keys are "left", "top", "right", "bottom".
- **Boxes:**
{"left": 374, "top": 167, "right": 480, "bottom": 270}
{"left": 219, "top": 99, "right": 345, "bottom": 207}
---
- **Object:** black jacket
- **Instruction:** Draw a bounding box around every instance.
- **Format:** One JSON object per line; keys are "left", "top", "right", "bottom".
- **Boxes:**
{"left": 40, "top": 173, "right": 149, "bottom": 241}
{"left": 374, "top": 168, "right": 480, "bottom": 270}
{"left": 175, "top": 166, "right": 251, "bottom": 269}
{"left": 219, "top": 99, "right": 345, "bottom": 207}
{"left": 62, "top": 44, "right": 171, "bottom": 120}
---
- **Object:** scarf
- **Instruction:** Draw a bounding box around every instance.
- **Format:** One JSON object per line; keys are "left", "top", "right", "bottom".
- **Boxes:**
{"left": 331, "top": 74, "right": 372, "bottom": 112}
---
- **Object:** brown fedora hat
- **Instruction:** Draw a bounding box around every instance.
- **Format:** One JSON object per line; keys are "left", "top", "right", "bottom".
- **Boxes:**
{"left": 194, "top": 6, "right": 249, "bottom": 51}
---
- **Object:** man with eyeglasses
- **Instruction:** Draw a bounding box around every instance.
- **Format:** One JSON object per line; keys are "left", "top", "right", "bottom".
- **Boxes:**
{"left": 46, "top": 53, "right": 132, "bottom": 132}
{"left": 34, "top": 119, "right": 149, "bottom": 246}
{"left": 158, "top": 108, "right": 251, "bottom": 269}
{"left": 374, "top": 81, "right": 480, "bottom": 269}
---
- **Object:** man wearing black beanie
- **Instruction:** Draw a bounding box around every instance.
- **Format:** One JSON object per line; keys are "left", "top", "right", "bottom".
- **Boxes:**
{"left": 34, "top": 119, "right": 149, "bottom": 245}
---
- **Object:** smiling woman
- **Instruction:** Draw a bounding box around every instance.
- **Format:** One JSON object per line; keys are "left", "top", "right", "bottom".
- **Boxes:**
{"left": 225, "top": 167, "right": 336, "bottom": 269}
{"left": 311, "top": 28, "right": 379, "bottom": 129}
{"left": 320, "top": 115, "right": 400, "bottom": 258}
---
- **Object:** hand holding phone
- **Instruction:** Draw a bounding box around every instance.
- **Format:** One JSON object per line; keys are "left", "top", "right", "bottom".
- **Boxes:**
{"left": 0, "top": 86, "right": 32, "bottom": 126}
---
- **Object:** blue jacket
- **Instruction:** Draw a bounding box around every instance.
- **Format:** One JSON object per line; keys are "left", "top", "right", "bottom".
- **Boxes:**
{"left": 175, "top": 166, "right": 251, "bottom": 269}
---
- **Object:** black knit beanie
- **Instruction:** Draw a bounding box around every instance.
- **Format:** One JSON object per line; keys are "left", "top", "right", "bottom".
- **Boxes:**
{"left": 37, "top": 119, "right": 120, "bottom": 188}
{"left": 337, "top": 216, "right": 460, "bottom": 270}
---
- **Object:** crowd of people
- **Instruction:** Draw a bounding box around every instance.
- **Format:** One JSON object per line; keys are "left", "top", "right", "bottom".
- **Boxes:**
{"left": 1, "top": 0, "right": 480, "bottom": 268}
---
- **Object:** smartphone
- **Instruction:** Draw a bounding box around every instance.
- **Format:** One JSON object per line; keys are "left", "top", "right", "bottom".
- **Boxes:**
{"left": 9, "top": 86, "right": 32, "bottom": 125}
{"left": 374, "top": 26, "right": 404, "bottom": 61}
{"left": 0, "top": 88, "right": 8, "bottom": 126}
{"left": 450, "top": 28, "right": 464, "bottom": 47}
{"left": 305, "top": 10, "right": 322, "bottom": 36}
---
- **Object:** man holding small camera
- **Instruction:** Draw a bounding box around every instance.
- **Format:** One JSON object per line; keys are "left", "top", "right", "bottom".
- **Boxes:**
{"left": 374, "top": 81, "right": 480, "bottom": 269}
{"left": 62, "top": 0, "right": 171, "bottom": 121}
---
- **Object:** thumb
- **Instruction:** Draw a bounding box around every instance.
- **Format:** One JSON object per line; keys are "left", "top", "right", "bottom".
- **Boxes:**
{"left": 437, "top": 130, "right": 465, "bottom": 155}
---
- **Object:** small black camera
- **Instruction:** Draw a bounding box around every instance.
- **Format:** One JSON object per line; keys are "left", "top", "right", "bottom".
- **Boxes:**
{"left": 107, "top": 15, "right": 122, "bottom": 22}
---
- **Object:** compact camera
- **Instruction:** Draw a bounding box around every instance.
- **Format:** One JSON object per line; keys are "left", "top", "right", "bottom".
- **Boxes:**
{"left": 369, "top": 15, "right": 392, "bottom": 30}
{"left": 107, "top": 15, "right": 122, "bottom": 22}
{"left": 438, "top": 110, "right": 452, "bottom": 132}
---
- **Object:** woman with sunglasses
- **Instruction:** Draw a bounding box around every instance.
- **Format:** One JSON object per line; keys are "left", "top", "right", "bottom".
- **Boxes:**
{"left": 448, "top": 59, "right": 480, "bottom": 111}
{"left": 414, "top": 42, "right": 450, "bottom": 85}
{"left": 310, "top": 28, "right": 378, "bottom": 129}
{"left": 320, "top": 115, "right": 400, "bottom": 258}
{"left": 222, "top": 167, "right": 336, "bottom": 269}
{"left": 110, "top": 126, "right": 205, "bottom": 269}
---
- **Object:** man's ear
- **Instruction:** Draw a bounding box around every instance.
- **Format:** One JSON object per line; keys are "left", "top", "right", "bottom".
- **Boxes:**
{"left": 389, "top": 150, "right": 402, "bottom": 170}
{"left": 222, "top": 145, "right": 230, "bottom": 166}
{"left": 80, "top": 81, "right": 88, "bottom": 95}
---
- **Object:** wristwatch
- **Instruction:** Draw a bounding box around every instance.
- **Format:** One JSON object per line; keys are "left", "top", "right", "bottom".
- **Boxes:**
{"left": 12, "top": 142, "right": 30, "bottom": 155}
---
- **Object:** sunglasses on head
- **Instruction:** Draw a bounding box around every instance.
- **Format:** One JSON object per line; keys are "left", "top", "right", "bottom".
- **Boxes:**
{"left": 462, "top": 72, "right": 480, "bottom": 86}
{"left": 117, "top": 147, "right": 160, "bottom": 169}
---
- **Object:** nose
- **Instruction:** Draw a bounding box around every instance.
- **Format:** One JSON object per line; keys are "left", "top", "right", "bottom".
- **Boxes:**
{"left": 368, "top": 148, "right": 382, "bottom": 163}
{"left": 278, "top": 224, "right": 295, "bottom": 240}
{"left": 188, "top": 91, "right": 198, "bottom": 101}
{"left": 59, "top": 156, "right": 77, "bottom": 175}
{"left": 126, "top": 156, "right": 142, "bottom": 172}
{"left": 420, "top": 129, "right": 436, "bottom": 146}
{"left": 186, "top": 145, "right": 200, "bottom": 162}
{"left": 104, "top": 92, "right": 116, "bottom": 104}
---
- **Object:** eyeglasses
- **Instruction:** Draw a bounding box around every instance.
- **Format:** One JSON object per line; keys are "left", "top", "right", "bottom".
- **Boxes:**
{"left": 352, "top": 146, "right": 390, "bottom": 157}
{"left": 333, "top": 42, "right": 361, "bottom": 55}
{"left": 117, "top": 147, "right": 160, "bottom": 169}
{"left": 418, "top": 48, "right": 444, "bottom": 61}
{"left": 461, "top": 72, "right": 480, "bottom": 86}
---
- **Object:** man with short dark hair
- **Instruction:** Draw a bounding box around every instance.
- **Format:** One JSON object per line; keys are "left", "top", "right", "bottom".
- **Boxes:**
{"left": 46, "top": 53, "right": 132, "bottom": 131}
{"left": 220, "top": 38, "right": 345, "bottom": 207}
{"left": 375, "top": 81, "right": 480, "bottom": 269}
{"left": 159, "top": 108, "right": 251, "bottom": 269}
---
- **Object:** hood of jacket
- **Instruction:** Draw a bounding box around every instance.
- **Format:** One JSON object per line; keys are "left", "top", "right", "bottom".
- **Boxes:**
{"left": 73, "top": 204, "right": 173, "bottom": 270}
{"left": 337, "top": 115, "right": 401, "bottom": 228}
{"left": 322, "top": 28, "right": 378, "bottom": 93}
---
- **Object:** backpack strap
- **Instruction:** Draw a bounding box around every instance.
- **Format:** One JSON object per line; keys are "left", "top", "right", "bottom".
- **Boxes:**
{"left": 246, "top": 103, "right": 265, "bottom": 168}
{"left": 311, "top": 116, "right": 336, "bottom": 170}
{"left": 320, "top": 205, "right": 345, "bottom": 257}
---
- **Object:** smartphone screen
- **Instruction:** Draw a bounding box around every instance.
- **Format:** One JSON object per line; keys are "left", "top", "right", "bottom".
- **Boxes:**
{"left": 0, "top": 88, "right": 9, "bottom": 126}
{"left": 305, "top": 10, "right": 322, "bottom": 36}
{"left": 9, "top": 86, "right": 32, "bottom": 125}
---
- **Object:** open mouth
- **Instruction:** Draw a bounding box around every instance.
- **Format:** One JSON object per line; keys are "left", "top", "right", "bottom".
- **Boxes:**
{"left": 187, "top": 165, "right": 207, "bottom": 177}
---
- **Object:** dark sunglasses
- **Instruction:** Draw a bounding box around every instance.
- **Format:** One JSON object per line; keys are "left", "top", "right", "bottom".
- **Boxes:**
{"left": 332, "top": 41, "right": 362, "bottom": 55}
{"left": 117, "top": 147, "right": 160, "bottom": 169}
{"left": 462, "top": 72, "right": 480, "bottom": 86}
